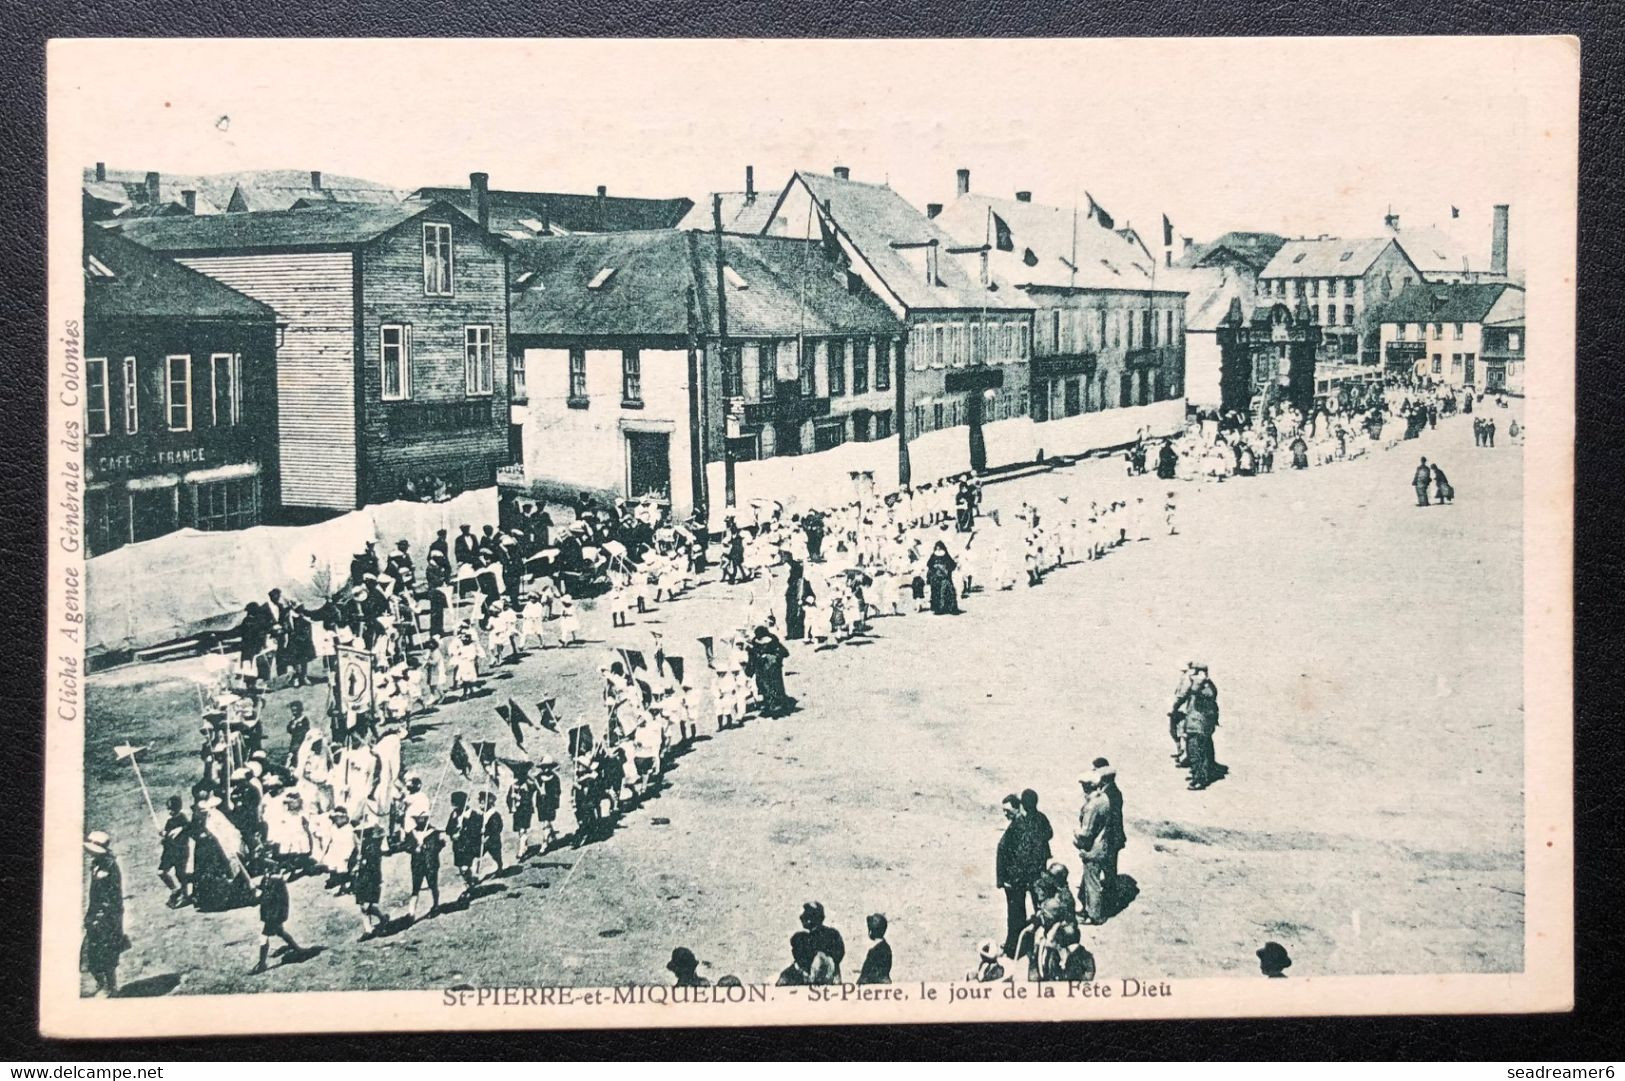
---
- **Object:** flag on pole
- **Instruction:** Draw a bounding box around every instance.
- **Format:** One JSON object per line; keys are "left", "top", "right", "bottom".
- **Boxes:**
{"left": 450, "top": 734, "right": 472, "bottom": 777}
{"left": 497, "top": 698, "right": 534, "bottom": 749}
{"left": 1451, "top": 206, "right": 1460, "bottom": 218}
{"left": 113, "top": 744, "right": 148, "bottom": 760}
{"left": 697, "top": 636, "right": 715, "bottom": 665}
{"left": 666, "top": 656, "right": 686, "bottom": 685}
{"left": 618, "top": 648, "right": 647, "bottom": 672}
{"left": 536, "top": 698, "right": 560, "bottom": 733}
{"left": 1162, "top": 213, "right": 1174, "bottom": 247}
{"left": 474, "top": 740, "right": 498, "bottom": 776}
{"left": 567, "top": 723, "right": 594, "bottom": 760}
{"left": 1085, "top": 192, "right": 1114, "bottom": 230}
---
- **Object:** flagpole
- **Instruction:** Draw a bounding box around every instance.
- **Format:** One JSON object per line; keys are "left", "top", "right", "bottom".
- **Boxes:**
{"left": 121, "top": 747, "right": 162, "bottom": 834}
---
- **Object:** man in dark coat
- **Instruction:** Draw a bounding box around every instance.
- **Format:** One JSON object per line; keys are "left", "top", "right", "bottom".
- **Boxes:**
{"left": 747, "top": 625, "right": 793, "bottom": 717}
{"left": 429, "top": 528, "right": 450, "bottom": 566}
{"left": 158, "top": 796, "right": 191, "bottom": 908}
{"left": 82, "top": 831, "right": 126, "bottom": 996}
{"left": 1091, "top": 759, "right": 1127, "bottom": 907}
{"left": 454, "top": 524, "right": 479, "bottom": 568}
{"left": 446, "top": 790, "right": 482, "bottom": 890}
{"left": 1179, "top": 664, "right": 1221, "bottom": 790}
{"left": 1073, "top": 778, "right": 1113, "bottom": 924}
{"left": 386, "top": 540, "right": 416, "bottom": 595}
{"left": 406, "top": 812, "right": 446, "bottom": 919}
{"left": 995, "top": 794, "right": 1047, "bottom": 957}
{"left": 799, "top": 901, "right": 846, "bottom": 979}
{"left": 782, "top": 553, "right": 808, "bottom": 641}
{"left": 1413, "top": 457, "right": 1433, "bottom": 506}
{"left": 350, "top": 541, "right": 381, "bottom": 587}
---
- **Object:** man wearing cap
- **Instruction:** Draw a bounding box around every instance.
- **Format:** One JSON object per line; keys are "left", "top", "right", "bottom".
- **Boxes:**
{"left": 81, "top": 831, "right": 126, "bottom": 996}
{"left": 351, "top": 541, "right": 381, "bottom": 588}
{"left": 386, "top": 539, "right": 416, "bottom": 596}
{"left": 995, "top": 794, "right": 1047, "bottom": 956}
{"left": 534, "top": 757, "right": 563, "bottom": 853}
{"left": 249, "top": 867, "right": 302, "bottom": 974}
{"left": 1073, "top": 777, "right": 1113, "bottom": 925}
{"left": 1179, "top": 665, "right": 1221, "bottom": 790}
{"left": 1257, "top": 941, "right": 1292, "bottom": 977}
{"left": 285, "top": 700, "right": 311, "bottom": 770}
{"left": 1092, "top": 758, "right": 1126, "bottom": 907}
{"left": 1168, "top": 662, "right": 1201, "bottom": 766}
{"left": 158, "top": 795, "right": 192, "bottom": 909}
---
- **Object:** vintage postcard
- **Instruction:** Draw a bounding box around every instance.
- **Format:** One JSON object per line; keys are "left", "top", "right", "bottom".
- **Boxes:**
{"left": 41, "top": 36, "right": 1575, "bottom": 1037}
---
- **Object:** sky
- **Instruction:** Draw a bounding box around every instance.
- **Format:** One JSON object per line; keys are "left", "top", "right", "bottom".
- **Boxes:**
{"left": 51, "top": 37, "right": 1566, "bottom": 270}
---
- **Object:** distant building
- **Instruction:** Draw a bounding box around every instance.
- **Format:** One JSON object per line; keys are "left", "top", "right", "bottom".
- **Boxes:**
{"left": 410, "top": 177, "right": 693, "bottom": 239}
{"left": 1369, "top": 282, "right": 1526, "bottom": 392}
{"left": 1256, "top": 237, "right": 1423, "bottom": 364}
{"left": 117, "top": 199, "right": 512, "bottom": 513}
{"left": 678, "top": 166, "right": 791, "bottom": 234}
{"left": 1382, "top": 204, "right": 1513, "bottom": 285}
{"left": 934, "top": 180, "right": 1188, "bottom": 455}
{"left": 82, "top": 229, "right": 280, "bottom": 554}
{"left": 1214, "top": 298, "right": 1323, "bottom": 417}
{"left": 761, "top": 168, "right": 1035, "bottom": 482}
{"left": 1157, "top": 265, "right": 1255, "bottom": 410}
{"left": 1173, "top": 231, "right": 1286, "bottom": 275}
{"left": 506, "top": 229, "right": 904, "bottom": 525}
{"left": 83, "top": 164, "right": 405, "bottom": 219}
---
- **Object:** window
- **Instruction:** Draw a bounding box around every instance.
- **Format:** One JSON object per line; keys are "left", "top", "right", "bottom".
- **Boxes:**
{"left": 798, "top": 342, "right": 816, "bottom": 397}
{"left": 192, "top": 476, "right": 261, "bottom": 532}
{"left": 86, "top": 357, "right": 109, "bottom": 436}
{"left": 1126, "top": 311, "right": 1135, "bottom": 350}
{"left": 422, "top": 222, "right": 454, "bottom": 296}
{"left": 969, "top": 323, "right": 982, "bottom": 366}
{"left": 852, "top": 339, "right": 869, "bottom": 394}
{"left": 1431, "top": 323, "right": 1442, "bottom": 339}
{"left": 1112, "top": 312, "right": 1121, "bottom": 348}
{"left": 1097, "top": 309, "right": 1107, "bottom": 349}
{"left": 1064, "top": 378, "right": 1081, "bottom": 417}
{"left": 511, "top": 351, "right": 527, "bottom": 401}
{"left": 1344, "top": 280, "right": 1356, "bottom": 298}
{"left": 1451, "top": 353, "right": 1463, "bottom": 373}
{"left": 165, "top": 355, "right": 192, "bottom": 431}
{"left": 1017, "top": 323, "right": 1029, "bottom": 359}
{"left": 932, "top": 325, "right": 946, "bottom": 369}
{"left": 852, "top": 411, "right": 872, "bottom": 443}
{"left": 209, "top": 353, "right": 241, "bottom": 425}
{"left": 1142, "top": 310, "right": 1153, "bottom": 347}
{"left": 381, "top": 325, "right": 411, "bottom": 400}
{"left": 1396, "top": 324, "right": 1407, "bottom": 341}
{"left": 722, "top": 346, "right": 743, "bottom": 398}
{"left": 1326, "top": 305, "right": 1336, "bottom": 326}
{"left": 758, "top": 342, "right": 777, "bottom": 400}
{"left": 813, "top": 420, "right": 846, "bottom": 452}
{"left": 875, "top": 339, "right": 891, "bottom": 391}
{"left": 1309, "top": 280, "right": 1319, "bottom": 298}
{"left": 121, "top": 357, "right": 138, "bottom": 434}
{"left": 1509, "top": 332, "right": 1521, "bottom": 351}
{"left": 1166, "top": 309, "right": 1174, "bottom": 343}
{"left": 621, "top": 348, "right": 642, "bottom": 405}
{"left": 827, "top": 339, "right": 846, "bottom": 395}
{"left": 1452, "top": 322, "right": 1464, "bottom": 340}
{"left": 588, "top": 267, "right": 617, "bottom": 290}
{"left": 1432, "top": 354, "right": 1443, "bottom": 374}
{"left": 932, "top": 402, "right": 945, "bottom": 430}
{"left": 568, "top": 348, "right": 587, "bottom": 402}
{"left": 874, "top": 410, "right": 893, "bottom": 439}
{"left": 1344, "top": 304, "right": 1355, "bottom": 326}
{"left": 465, "top": 326, "right": 494, "bottom": 396}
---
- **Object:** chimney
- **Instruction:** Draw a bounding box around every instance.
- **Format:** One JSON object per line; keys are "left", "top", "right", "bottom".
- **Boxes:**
{"left": 745, "top": 165, "right": 755, "bottom": 203}
{"left": 1490, "top": 204, "right": 1509, "bottom": 275}
{"left": 94, "top": 162, "right": 106, "bottom": 182}
{"left": 926, "top": 202, "right": 943, "bottom": 219}
{"left": 925, "top": 240, "right": 939, "bottom": 286}
{"left": 470, "top": 171, "right": 490, "bottom": 230}
{"left": 596, "top": 185, "right": 607, "bottom": 230}
{"left": 833, "top": 165, "right": 850, "bottom": 181}
{"left": 310, "top": 170, "right": 322, "bottom": 191}
{"left": 181, "top": 189, "right": 196, "bottom": 214}
{"left": 956, "top": 168, "right": 971, "bottom": 196}
{"left": 145, "top": 171, "right": 160, "bottom": 205}
{"left": 1015, "top": 191, "right": 1032, "bottom": 203}
{"left": 1183, "top": 237, "right": 1195, "bottom": 254}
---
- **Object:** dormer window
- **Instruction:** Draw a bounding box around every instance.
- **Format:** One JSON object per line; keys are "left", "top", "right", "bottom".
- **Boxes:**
{"left": 723, "top": 265, "right": 749, "bottom": 290}
{"left": 1339, "top": 250, "right": 1354, "bottom": 262}
{"left": 1292, "top": 252, "right": 1307, "bottom": 264}
{"left": 588, "top": 267, "right": 617, "bottom": 290}
{"left": 86, "top": 255, "right": 116, "bottom": 280}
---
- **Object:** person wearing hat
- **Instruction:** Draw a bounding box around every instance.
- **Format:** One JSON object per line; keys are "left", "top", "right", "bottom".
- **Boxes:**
{"left": 406, "top": 811, "right": 447, "bottom": 919}
{"left": 81, "top": 831, "right": 127, "bottom": 996}
{"left": 249, "top": 867, "right": 303, "bottom": 974}
{"left": 386, "top": 539, "right": 416, "bottom": 596}
{"left": 666, "top": 947, "right": 710, "bottom": 988}
{"left": 352, "top": 823, "right": 390, "bottom": 939}
{"left": 1091, "top": 758, "right": 1126, "bottom": 908}
{"left": 996, "top": 794, "right": 1047, "bottom": 957}
{"left": 533, "top": 757, "right": 563, "bottom": 853}
{"left": 351, "top": 540, "right": 381, "bottom": 588}
{"left": 968, "top": 940, "right": 1006, "bottom": 983}
{"left": 1178, "top": 664, "right": 1221, "bottom": 791}
{"left": 446, "top": 790, "right": 482, "bottom": 889}
{"left": 157, "top": 794, "right": 192, "bottom": 909}
{"left": 285, "top": 700, "right": 311, "bottom": 770}
{"left": 1073, "top": 777, "right": 1113, "bottom": 925}
{"left": 746, "top": 625, "right": 792, "bottom": 718}
{"left": 798, "top": 901, "right": 845, "bottom": 980}
{"left": 1257, "top": 941, "right": 1292, "bottom": 978}
{"left": 454, "top": 524, "right": 478, "bottom": 568}
{"left": 857, "top": 914, "right": 892, "bottom": 985}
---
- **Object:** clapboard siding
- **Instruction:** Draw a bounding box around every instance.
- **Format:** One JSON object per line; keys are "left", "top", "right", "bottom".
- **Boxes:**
{"left": 358, "top": 214, "right": 509, "bottom": 505}
{"left": 177, "top": 252, "right": 358, "bottom": 510}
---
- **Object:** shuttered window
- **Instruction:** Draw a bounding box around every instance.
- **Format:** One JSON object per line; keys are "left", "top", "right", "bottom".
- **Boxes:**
{"left": 86, "top": 358, "right": 109, "bottom": 436}
{"left": 165, "top": 355, "right": 192, "bottom": 431}
{"left": 422, "top": 223, "right": 454, "bottom": 296}
{"left": 381, "top": 325, "right": 411, "bottom": 400}
{"left": 875, "top": 339, "right": 891, "bottom": 390}
{"left": 465, "top": 325, "right": 494, "bottom": 396}
{"left": 210, "top": 353, "right": 240, "bottom": 426}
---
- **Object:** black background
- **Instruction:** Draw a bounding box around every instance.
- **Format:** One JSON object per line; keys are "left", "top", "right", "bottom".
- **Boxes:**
{"left": 1, "top": 1, "right": 1619, "bottom": 1061}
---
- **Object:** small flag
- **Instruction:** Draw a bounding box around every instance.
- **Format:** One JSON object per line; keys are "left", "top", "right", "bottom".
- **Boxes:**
{"left": 1162, "top": 213, "right": 1174, "bottom": 247}
{"left": 474, "top": 740, "right": 498, "bottom": 773}
{"left": 1451, "top": 206, "right": 1460, "bottom": 218}
{"left": 1086, "top": 192, "right": 1114, "bottom": 231}
{"left": 618, "top": 648, "right": 647, "bottom": 672}
{"left": 666, "top": 656, "right": 686, "bottom": 685}
{"left": 991, "top": 211, "right": 1014, "bottom": 253}
{"left": 113, "top": 744, "right": 147, "bottom": 761}
{"left": 536, "top": 698, "right": 559, "bottom": 733}
{"left": 697, "top": 636, "right": 715, "bottom": 665}
{"left": 450, "top": 734, "right": 472, "bottom": 777}
{"left": 568, "top": 724, "right": 594, "bottom": 760}
{"left": 497, "top": 697, "right": 534, "bottom": 750}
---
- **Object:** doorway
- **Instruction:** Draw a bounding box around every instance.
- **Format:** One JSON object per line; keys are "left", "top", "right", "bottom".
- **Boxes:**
{"left": 625, "top": 431, "right": 671, "bottom": 502}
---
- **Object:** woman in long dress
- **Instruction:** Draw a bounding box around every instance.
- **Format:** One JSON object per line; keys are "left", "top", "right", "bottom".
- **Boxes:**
{"left": 926, "top": 541, "right": 960, "bottom": 615}
{"left": 191, "top": 797, "right": 253, "bottom": 912}
{"left": 746, "top": 625, "right": 792, "bottom": 717}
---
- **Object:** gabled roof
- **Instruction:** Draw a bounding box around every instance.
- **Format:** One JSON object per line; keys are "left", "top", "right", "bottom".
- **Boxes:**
{"left": 410, "top": 186, "right": 694, "bottom": 236}
{"left": 507, "top": 230, "right": 902, "bottom": 340}
{"left": 1383, "top": 221, "right": 1477, "bottom": 277}
{"left": 677, "top": 190, "right": 789, "bottom": 234}
{"left": 82, "top": 167, "right": 403, "bottom": 218}
{"left": 1365, "top": 282, "right": 1524, "bottom": 326}
{"left": 85, "top": 228, "right": 276, "bottom": 322}
{"left": 112, "top": 199, "right": 483, "bottom": 254}
{"left": 934, "top": 193, "right": 1158, "bottom": 292}
{"left": 1176, "top": 231, "right": 1286, "bottom": 273}
{"left": 1157, "top": 266, "right": 1253, "bottom": 331}
{"left": 1260, "top": 237, "right": 1395, "bottom": 279}
{"left": 778, "top": 172, "right": 1031, "bottom": 312}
